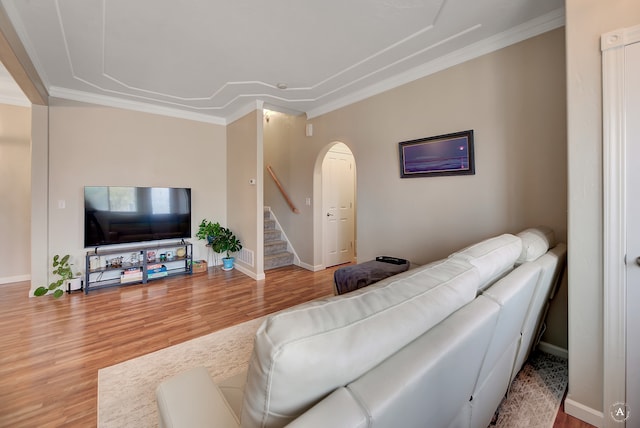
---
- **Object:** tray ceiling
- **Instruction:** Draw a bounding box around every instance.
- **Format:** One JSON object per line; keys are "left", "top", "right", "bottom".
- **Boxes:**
{"left": 0, "top": 0, "right": 564, "bottom": 124}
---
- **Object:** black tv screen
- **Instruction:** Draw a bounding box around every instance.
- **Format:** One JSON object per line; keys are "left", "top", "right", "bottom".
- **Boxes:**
{"left": 84, "top": 186, "right": 191, "bottom": 247}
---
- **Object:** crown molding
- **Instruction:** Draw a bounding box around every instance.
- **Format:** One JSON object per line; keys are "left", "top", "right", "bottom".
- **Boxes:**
{"left": 0, "top": 94, "right": 30, "bottom": 107}
{"left": 37, "top": 6, "right": 565, "bottom": 125}
{"left": 226, "top": 100, "right": 264, "bottom": 125}
{"left": 48, "top": 86, "right": 226, "bottom": 125}
{"left": 306, "top": 7, "right": 565, "bottom": 119}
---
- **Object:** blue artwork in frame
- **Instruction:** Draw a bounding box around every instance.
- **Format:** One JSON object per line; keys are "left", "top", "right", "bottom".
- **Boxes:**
{"left": 398, "top": 130, "right": 475, "bottom": 178}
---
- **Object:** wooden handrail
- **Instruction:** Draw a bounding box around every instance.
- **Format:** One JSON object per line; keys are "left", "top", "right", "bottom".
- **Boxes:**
{"left": 267, "top": 165, "right": 299, "bottom": 214}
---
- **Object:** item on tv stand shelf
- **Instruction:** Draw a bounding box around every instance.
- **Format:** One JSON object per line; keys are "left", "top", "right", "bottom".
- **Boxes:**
{"left": 121, "top": 271, "right": 143, "bottom": 284}
{"left": 192, "top": 260, "right": 207, "bottom": 274}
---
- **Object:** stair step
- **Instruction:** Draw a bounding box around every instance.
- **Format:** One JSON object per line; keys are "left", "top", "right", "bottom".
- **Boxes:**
{"left": 264, "top": 209, "right": 293, "bottom": 269}
{"left": 265, "top": 251, "right": 294, "bottom": 270}
{"left": 265, "top": 240, "right": 288, "bottom": 256}
{"left": 264, "top": 229, "right": 281, "bottom": 242}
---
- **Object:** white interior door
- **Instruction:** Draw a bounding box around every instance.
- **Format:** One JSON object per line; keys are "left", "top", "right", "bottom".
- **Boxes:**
{"left": 625, "top": 40, "right": 640, "bottom": 419}
{"left": 322, "top": 144, "right": 355, "bottom": 267}
{"left": 603, "top": 25, "right": 640, "bottom": 427}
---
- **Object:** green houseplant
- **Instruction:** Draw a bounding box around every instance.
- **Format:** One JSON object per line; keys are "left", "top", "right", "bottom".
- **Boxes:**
{"left": 196, "top": 219, "right": 242, "bottom": 270}
{"left": 34, "top": 254, "right": 81, "bottom": 298}
{"left": 196, "top": 219, "right": 222, "bottom": 244}
{"left": 214, "top": 227, "right": 243, "bottom": 270}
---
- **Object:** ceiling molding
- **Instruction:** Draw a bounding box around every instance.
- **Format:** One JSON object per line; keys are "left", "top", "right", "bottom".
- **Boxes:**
{"left": 49, "top": 85, "right": 226, "bottom": 125}
{"left": 0, "top": 92, "right": 29, "bottom": 106}
{"left": 262, "top": 102, "right": 305, "bottom": 117}
{"left": 0, "top": 63, "right": 28, "bottom": 106}
{"left": 226, "top": 100, "right": 263, "bottom": 125}
{"left": 306, "top": 7, "right": 565, "bottom": 119}
{"left": 0, "top": 1, "right": 565, "bottom": 122}
{"left": 47, "top": 3, "right": 564, "bottom": 126}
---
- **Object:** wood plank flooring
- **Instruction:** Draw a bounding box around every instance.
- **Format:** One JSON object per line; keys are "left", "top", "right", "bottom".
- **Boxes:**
{"left": 0, "top": 265, "right": 592, "bottom": 427}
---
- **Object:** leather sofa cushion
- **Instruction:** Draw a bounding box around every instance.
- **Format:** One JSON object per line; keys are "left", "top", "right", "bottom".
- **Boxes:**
{"left": 515, "top": 226, "right": 556, "bottom": 265}
{"left": 344, "top": 296, "right": 500, "bottom": 428}
{"left": 474, "top": 262, "right": 541, "bottom": 394}
{"left": 156, "top": 366, "right": 240, "bottom": 428}
{"left": 241, "top": 257, "right": 480, "bottom": 428}
{"left": 449, "top": 233, "right": 522, "bottom": 291}
{"left": 286, "top": 387, "right": 369, "bottom": 428}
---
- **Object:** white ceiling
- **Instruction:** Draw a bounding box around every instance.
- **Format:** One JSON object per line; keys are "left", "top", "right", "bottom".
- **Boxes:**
{"left": 0, "top": 0, "right": 564, "bottom": 124}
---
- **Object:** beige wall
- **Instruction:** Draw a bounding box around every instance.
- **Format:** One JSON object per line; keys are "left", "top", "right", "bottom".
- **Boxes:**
{"left": 565, "top": 1, "right": 640, "bottom": 425}
{"left": 31, "top": 105, "right": 49, "bottom": 289}
{"left": 227, "top": 109, "right": 264, "bottom": 278}
{"left": 263, "top": 112, "right": 292, "bottom": 216}
{"left": 0, "top": 104, "right": 31, "bottom": 283}
{"left": 271, "top": 28, "right": 566, "bottom": 271}
{"left": 263, "top": 111, "right": 311, "bottom": 264}
{"left": 43, "top": 98, "right": 226, "bottom": 290}
{"left": 331, "top": 28, "right": 566, "bottom": 265}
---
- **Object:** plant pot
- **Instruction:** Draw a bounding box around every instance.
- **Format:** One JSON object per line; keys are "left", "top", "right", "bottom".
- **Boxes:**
{"left": 222, "top": 257, "right": 235, "bottom": 271}
{"left": 66, "top": 277, "right": 84, "bottom": 293}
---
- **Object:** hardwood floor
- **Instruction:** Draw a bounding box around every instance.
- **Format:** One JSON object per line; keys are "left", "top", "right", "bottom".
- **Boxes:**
{"left": 0, "top": 265, "right": 592, "bottom": 427}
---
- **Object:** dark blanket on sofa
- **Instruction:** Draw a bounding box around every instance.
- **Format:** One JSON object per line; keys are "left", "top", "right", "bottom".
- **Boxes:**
{"left": 334, "top": 259, "right": 410, "bottom": 295}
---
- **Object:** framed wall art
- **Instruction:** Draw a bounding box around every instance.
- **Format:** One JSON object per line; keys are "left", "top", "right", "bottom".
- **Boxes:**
{"left": 398, "top": 130, "right": 475, "bottom": 178}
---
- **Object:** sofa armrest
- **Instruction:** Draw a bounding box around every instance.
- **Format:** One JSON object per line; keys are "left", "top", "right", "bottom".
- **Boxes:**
{"left": 156, "top": 366, "right": 240, "bottom": 428}
{"left": 286, "top": 387, "right": 368, "bottom": 428}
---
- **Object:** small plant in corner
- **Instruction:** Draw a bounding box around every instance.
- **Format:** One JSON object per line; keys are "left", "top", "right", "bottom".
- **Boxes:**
{"left": 196, "top": 219, "right": 242, "bottom": 270}
{"left": 211, "top": 227, "right": 243, "bottom": 259}
{"left": 196, "top": 219, "right": 222, "bottom": 244}
{"left": 34, "top": 254, "right": 81, "bottom": 298}
{"left": 212, "top": 226, "right": 243, "bottom": 271}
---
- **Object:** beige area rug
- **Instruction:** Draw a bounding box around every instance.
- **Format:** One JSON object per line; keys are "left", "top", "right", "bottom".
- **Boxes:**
{"left": 97, "top": 317, "right": 264, "bottom": 428}
{"left": 494, "top": 351, "right": 568, "bottom": 427}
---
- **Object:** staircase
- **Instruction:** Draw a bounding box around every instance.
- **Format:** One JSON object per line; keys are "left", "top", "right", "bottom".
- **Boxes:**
{"left": 264, "top": 209, "right": 294, "bottom": 270}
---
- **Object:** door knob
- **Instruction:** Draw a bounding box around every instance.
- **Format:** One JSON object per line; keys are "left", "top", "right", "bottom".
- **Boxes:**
{"left": 636, "top": 257, "right": 640, "bottom": 266}
{"left": 327, "top": 213, "right": 334, "bottom": 217}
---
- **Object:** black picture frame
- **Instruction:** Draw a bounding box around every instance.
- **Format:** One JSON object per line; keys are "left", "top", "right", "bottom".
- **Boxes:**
{"left": 398, "top": 130, "right": 475, "bottom": 178}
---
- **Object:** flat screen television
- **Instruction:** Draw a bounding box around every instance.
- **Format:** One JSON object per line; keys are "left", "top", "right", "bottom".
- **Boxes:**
{"left": 84, "top": 186, "right": 191, "bottom": 247}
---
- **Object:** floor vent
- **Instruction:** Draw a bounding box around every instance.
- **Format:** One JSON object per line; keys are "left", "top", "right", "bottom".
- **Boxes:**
{"left": 237, "top": 248, "right": 254, "bottom": 267}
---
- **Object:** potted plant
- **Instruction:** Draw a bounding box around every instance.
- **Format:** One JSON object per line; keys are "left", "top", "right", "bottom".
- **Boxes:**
{"left": 196, "top": 219, "right": 222, "bottom": 244}
{"left": 196, "top": 219, "right": 243, "bottom": 270}
{"left": 33, "top": 254, "right": 81, "bottom": 298}
{"left": 210, "top": 226, "right": 243, "bottom": 270}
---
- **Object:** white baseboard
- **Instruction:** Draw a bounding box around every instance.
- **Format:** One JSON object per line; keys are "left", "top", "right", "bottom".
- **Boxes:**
{"left": 0, "top": 274, "right": 30, "bottom": 285}
{"left": 564, "top": 397, "right": 604, "bottom": 428}
{"left": 295, "top": 261, "right": 324, "bottom": 272}
{"left": 538, "top": 341, "right": 568, "bottom": 359}
{"left": 234, "top": 264, "right": 265, "bottom": 281}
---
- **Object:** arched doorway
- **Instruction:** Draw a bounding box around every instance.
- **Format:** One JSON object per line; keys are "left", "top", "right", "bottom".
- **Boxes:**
{"left": 318, "top": 142, "right": 356, "bottom": 268}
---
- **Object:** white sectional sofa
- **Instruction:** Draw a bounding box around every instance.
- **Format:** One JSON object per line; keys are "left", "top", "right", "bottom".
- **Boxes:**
{"left": 156, "top": 227, "right": 566, "bottom": 428}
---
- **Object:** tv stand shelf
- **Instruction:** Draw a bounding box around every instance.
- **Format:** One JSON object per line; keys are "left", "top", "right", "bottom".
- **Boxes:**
{"left": 84, "top": 241, "right": 193, "bottom": 294}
